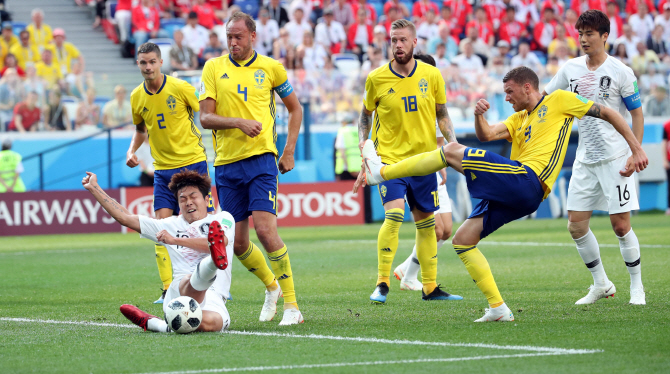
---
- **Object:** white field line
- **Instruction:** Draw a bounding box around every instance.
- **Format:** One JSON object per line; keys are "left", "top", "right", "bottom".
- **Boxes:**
{"left": 0, "top": 318, "right": 601, "bottom": 355}
{"left": 325, "top": 239, "right": 670, "bottom": 249}
{"left": 0, "top": 248, "right": 105, "bottom": 256}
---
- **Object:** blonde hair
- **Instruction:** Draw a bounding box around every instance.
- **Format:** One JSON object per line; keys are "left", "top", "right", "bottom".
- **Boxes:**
{"left": 390, "top": 19, "right": 416, "bottom": 37}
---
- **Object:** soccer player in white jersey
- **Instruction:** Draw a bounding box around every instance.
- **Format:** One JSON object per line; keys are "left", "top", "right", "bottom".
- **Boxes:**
{"left": 82, "top": 170, "right": 235, "bottom": 332}
{"left": 543, "top": 10, "right": 645, "bottom": 305}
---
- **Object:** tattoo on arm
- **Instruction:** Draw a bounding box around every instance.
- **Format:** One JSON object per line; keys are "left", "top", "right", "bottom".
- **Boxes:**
{"left": 436, "top": 103, "right": 457, "bottom": 143}
{"left": 93, "top": 185, "right": 126, "bottom": 214}
{"left": 585, "top": 103, "right": 602, "bottom": 118}
{"left": 358, "top": 108, "right": 373, "bottom": 143}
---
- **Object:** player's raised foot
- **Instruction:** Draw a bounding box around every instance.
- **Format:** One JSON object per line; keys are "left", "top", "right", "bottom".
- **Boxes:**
{"left": 393, "top": 263, "right": 406, "bottom": 281}
{"left": 361, "top": 139, "right": 385, "bottom": 186}
{"left": 259, "top": 285, "right": 282, "bottom": 322}
{"left": 370, "top": 282, "right": 389, "bottom": 304}
{"left": 575, "top": 281, "right": 616, "bottom": 305}
{"left": 474, "top": 303, "right": 514, "bottom": 322}
{"left": 153, "top": 289, "right": 166, "bottom": 304}
{"left": 421, "top": 284, "right": 463, "bottom": 300}
{"left": 629, "top": 288, "right": 646, "bottom": 305}
{"left": 120, "top": 304, "right": 160, "bottom": 331}
{"left": 278, "top": 308, "right": 304, "bottom": 326}
{"left": 207, "top": 220, "right": 228, "bottom": 270}
{"left": 399, "top": 277, "right": 423, "bottom": 291}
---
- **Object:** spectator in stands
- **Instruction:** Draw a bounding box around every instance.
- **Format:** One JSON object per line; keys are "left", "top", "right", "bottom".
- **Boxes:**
{"left": 639, "top": 62, "right": 666, "bottom": 93}
{"left": 285, "top": 8, "right": 312, "bottom": 47}
{"left": 10, "top": 30, "right": 40, "bottom": 71}
{"left": 493, "top": 40, "right": 513, "bottom": 66}
{"left": 23, "top": 66, "right": 46, "bottom": 107}
{"left": 50, "top": 28, "right": 83, "bottom": 76}
{"left": 256, "top": 8, "right": 279, "bottom": 57}
{"left": 552, "top": 41, "right": 570, "bottom": 67}
{"left": 541, "top": 0, "right": 564, "bottom": 15}
{"left": 548, "top": 23, "right": 578, "bottom": 58}
{"left": 384, "top": 0, "right": 410, "bottom": 19}
{"left": 437, "top": 6, "right": 459, "bottom": 38}
{"left": 570, "top": 0, "right": 605, "bottom": 16}
{"left": 563, "top": 8, "right": 580, "bottom": 41}
{"left": 613, "top": 42, "right": 630, "bottom": 64}
{"left": 297, "top": 31, "right": 327, "bottom": 72}
{"left": 315, "top": 7, "right": 346, "bottom": 54}
{"left": 371, "top": 25, "right": 390, "bottom": 60}
{"left": 432, "top": 43, "right": 451, "bottom": 69}
{"left": 482, "top": 0, "right": 506, "bottom": 31}
{"left": 115, "top": 0, "right": 133, "bottom": 43}
{"left": 102, "top": 85, "right": 132, "bottom": 129}
{"left": 43, "top": 88, "right": 70, "bottom": 131}
{"left": 347, "top": 8, "right": 373, "bottom": 62}
{"left": 515, "top": 0, "right": 540, "bottom": 27}
{"left": 643, "top": 86, "right": 670, "bottom": 116}
{"left": 461, "top": 26, "right": 490, "bottom": 63}
{"left": 351, "top": 0, "right": 377, "bottom": 24}
{"left": 626, "top": 0, "right": 656, "bottom": 18}
{"left": 631, "top": 41, "right": 660, "bottom": 74}
{"left": 361, "top": 46, "right": 385, "bottom": 72}
{"left": 75, "top": 87, "right": 100, "bottom": 129}
{"left": 499, "top": 6, "right": 528, "bottom": 50}
{"left": 646, "top": 25, "right": 668, "bottom": 59}
{"left": 273, "top": 28, "right": 292, "bottom": 65}
{"left": 412, "top": 0, "right": 439, "bottom": 20}
{"left": 417, "top": 8, "right": 440, "bottom": 44}
{"left": 1, "top": 54, "right": 24, "bottom": 78}
{"left": 0, "top": 22, "right": 18, "bottom": 52}
{"left": 132, "top": 0, "right": 170, "bottom": 54}
{"left": 382, "top": 6, "right": 401, "bottom": 35}
{"left": 35, "top": 49, "right": 64, "bottom": 91}
{"left": 191, "top": 0, "right": 221, "bottom": 30}
{"left": 616, "top": 24, "right": 641, "bottom": 59}
{"left": 427, "top": 23, "right": 458, "bottom": 58}
{"left": 26, "top": 8, "right": 52, "bottom": 52}
{"left": 267, "top": 0, "right": 290, "bottom": 28}
{"left": 629, "top": 3, "right": 655, "bottom": 42}
{"left": 65, "top": 60, "right": 92, "bottom": 100}
{"left": 91, "top": 0, "right": 107, "bottom": 29}
{"left": 533, "top": 7, "right": 557, "bottom": 53}
{"left": 9, "top": 91, "right": 40, "bottom": 132}
{"left": 606, "top": 2, "right": 624, "bottom": 47}
{"left": 452, "top": 39, "right": 485, "bottom": 80}
{"left": 442, "top": 1, "right": 471, "bottom": 37}
{"left": 170, "top": 30, "right": 198, "bottom": 72}
{"left": 510, "top": 41, "right": 543, "bottom": 73}
{"left": 467, "top": 7, "right": 495, "bottom": 47}
{"left": 656, "top": 4, "right": 670, "bottom": 42}
{"left": 0, "top": 68, "right": 24, "bottom": 128}
{"left": 290, "top": 0, "right": 313, "bottom": 25}
{"left": 182, "top": 11, "right": 209, "bottom": 59}
{"left": 202, "top": 32, "right": 225, "bottom": 61}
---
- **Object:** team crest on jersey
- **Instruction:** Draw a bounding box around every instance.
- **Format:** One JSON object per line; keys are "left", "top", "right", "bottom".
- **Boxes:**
{"left": 166, "top": 95, "right": 177, "bottom": 114}
{"left": 199, "top": 223, "right": 210, "bottom": 235}
{"left": 381, "top": 185, "right": 387, "bottom": 197}
{"left": 418, "top": 78, "right": 428, "bottom": 97}
{"left": 254, "top": 69, "right": 266, "bottom": 89}
{"left": 599, "top": 76, "right": 612, "bottom": 91}
{"left": 537, "top": 105, "right": 547, "bottom": 123}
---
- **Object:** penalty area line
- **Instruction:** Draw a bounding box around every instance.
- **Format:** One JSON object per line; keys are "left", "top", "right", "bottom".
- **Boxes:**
{"left": 325, "top": 239, "right": 670, "bottom": 249}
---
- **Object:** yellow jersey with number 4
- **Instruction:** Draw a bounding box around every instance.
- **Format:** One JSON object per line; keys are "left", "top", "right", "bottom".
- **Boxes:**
{"left": 130, "top": 74, "right": 206, "bottom": 170}
{"left": 199, "top": 52, "right": 294, "bottom": 166}
{"left": 363, "top": 60, "right": 447, "bottom": 165}
{"left": 503, "top": 90, "right": 593, "bottom": 198}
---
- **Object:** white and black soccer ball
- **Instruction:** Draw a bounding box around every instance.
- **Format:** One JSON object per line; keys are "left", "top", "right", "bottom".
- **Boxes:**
{"left": 165, "top": 296, "right": 202, "bottom": 334}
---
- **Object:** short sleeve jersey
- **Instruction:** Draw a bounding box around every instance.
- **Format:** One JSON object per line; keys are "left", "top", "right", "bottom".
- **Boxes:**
{"left": 503, "top": 90, "right": 594, "bottom": 199}
{"left": 199, "top": 52, "right": 294, "bottom": 166}
{"left": 364, "top": 60, "right": 447, "bottom": 164}
{"left": 544, "top": 56, "right": 640, "bottom": 164}
{"left": 130, "top": 74, "right": 206, "bottom": 170}
{"left": 139, "top": 211, "right": 235, "bottom": 298}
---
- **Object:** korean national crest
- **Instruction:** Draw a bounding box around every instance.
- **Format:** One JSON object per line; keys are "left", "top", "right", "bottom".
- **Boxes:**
{"left": 418, "top": 78, "right": 428, "bottom": 97}
{"left": 254, "top": 69, "right": 266, "bottom": 89}
{"left": 166, "top": 95, "right": 177, "bottom": 114}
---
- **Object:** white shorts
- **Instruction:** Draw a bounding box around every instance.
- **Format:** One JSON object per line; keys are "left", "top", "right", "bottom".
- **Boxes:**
{"left": 436, "top": 173, "right": 452, "bottom": 214}
{"left": 163, "top": 275, "right": 231, "bottom": 332}
{"left": 566, "top": 153, "right": 639, "bottom": 214}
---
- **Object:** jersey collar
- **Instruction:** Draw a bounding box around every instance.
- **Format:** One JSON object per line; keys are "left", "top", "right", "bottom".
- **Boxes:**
{"left": 143, "top": 74, "right": 167, "bottom": 95}
{"left": 388, "top": 60, "right": 417, "bottom": 79}
{"left": 529, "top": 96, "right": 545, "bottom": 114}
{"left": 229, "top": 51, "right": 258, "bottom": 67}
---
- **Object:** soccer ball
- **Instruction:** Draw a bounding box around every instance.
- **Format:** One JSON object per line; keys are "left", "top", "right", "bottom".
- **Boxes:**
{"left": 165, "top": 296, "right": 202, "bottom": 334}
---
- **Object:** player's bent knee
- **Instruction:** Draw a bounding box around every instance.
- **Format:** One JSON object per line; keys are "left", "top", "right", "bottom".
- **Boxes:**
{"left": 612, "top": 222, "right": 631, "bottom": 237}
{"left": 567, "top": 220, "right": 589, "bottom": 239}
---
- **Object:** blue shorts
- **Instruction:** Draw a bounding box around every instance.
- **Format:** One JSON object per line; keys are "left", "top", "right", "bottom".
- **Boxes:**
{"left": 215, "top": 153, "right": 278, "bottom": 222}
{"left": 378, "top": 174, "right": 439, "bottom": 213}
{"left": 153, "top": 160, "right": 215, "bottom": 214}
{"left": 462, "top": 147, "right": 544, "bottom": 239}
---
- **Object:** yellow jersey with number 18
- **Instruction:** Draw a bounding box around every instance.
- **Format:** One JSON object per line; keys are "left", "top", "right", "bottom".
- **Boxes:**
{"left": 199, "top": 52, "right": 294, "bottom": 166}
{"left": 363, "top": 60, "right": 447, "bottom": 165}
{"left": 130, "top": 74, "right": 206, "bottom": 170}
{"left": 503, "top": 90, "right": 594, "bottom": 198}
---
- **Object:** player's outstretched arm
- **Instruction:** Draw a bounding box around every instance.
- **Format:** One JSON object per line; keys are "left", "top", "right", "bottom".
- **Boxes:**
{"left": 436, "top": 103, "right": 457, "bottom": 143}
{"left": 585, "top": 103, "right": 649, "bottom": 176}
{"left": 199, "top": 98, "right": 262, "bottom": 137}
{"left": 154, "top": 230, "right": 213, "bottom": 253}
{"left": 278, "top": 91, "right": 303, "bottom": 174}
{"left": 82, "top": 172, "right": 140, "bottom": 232}
{"left": 126, "top": 121, "right": 147, "bottom": 168}
{"left": 473, "top": 99, "right": 511, "bottom": 142}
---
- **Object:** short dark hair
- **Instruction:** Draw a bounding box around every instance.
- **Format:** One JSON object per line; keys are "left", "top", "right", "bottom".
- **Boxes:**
{"left": 226, "top": 11, "right": 256, "bottom": 33}
{"left": 575, "top": 9, "right": 610, "bottom": 36}
{"left": 168, "top": 170, "right": 212, "bottom": 201}
{"left": 137, "top": 42, "right": 161, "bottom": 58}
{"left": 414, "top": 53, "right": 436, "bottom": 67}
{"left": 502, "top": 66, "right": 539, "bottom": 90}
{"left": 188, "top": 11, "right": 198, "bottom": 19}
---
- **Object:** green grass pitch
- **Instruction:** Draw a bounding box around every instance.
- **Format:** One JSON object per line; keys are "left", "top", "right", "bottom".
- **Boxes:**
{"left": 1, "top": 213, "right": 669, "bottom": 373}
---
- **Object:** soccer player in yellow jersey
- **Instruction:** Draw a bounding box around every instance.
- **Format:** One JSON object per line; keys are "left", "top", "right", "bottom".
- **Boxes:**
{"left": 361, "top": 66, "right": 648, "bottom": 321}
{"left": 199, "top": 12, "right": 304, "bottom": 325}
{"left": 126, "top": 42, "right": 213, "bottom": 304}
{"left": 354, "top": 20, "right": 462, "bottom": 304}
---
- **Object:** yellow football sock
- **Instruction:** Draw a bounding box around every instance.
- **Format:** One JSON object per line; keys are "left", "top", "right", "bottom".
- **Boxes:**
{"left": 382, "top": 148, "right": 448, "bottom": 181}
{"left": 237, "top": 242, "right": 276, "bottom": 289}
{"left": 377, "top": 208, "right": 404, "bottom": 285}
{"left": 154, "top": 244, "right": 172, "bottom": 291}
{"left": 455, "top": 245, "right": 504, "bottom": 307}
{"left": 268, "top": 245, "right": 298, "bottom": 310}
{"left": 416, "top": 216, "right": 438, "bottom": 294}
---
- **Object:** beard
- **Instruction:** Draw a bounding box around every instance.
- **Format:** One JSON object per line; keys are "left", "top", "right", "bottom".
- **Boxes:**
{"left": 393, "top": 45, "right": 414, "bottom": 65}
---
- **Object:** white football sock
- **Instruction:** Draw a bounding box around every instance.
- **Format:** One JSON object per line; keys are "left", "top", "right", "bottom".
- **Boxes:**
{"left": 190, "top": 256, "right": 218, "bottom": 291}
{"left": 617, "top": 228, "right": 643, "bottom": 290}
{"left": 437, "top": 239, "right": 446, "bottom": 250}
{"left": 574, "top": 230, "right": 609, "bottom": 288}
{"left": 404, "top": 245, "right": 421, "bottom": 281}
{"left": 147, "top": 318, "right": 170, "bottom": 333}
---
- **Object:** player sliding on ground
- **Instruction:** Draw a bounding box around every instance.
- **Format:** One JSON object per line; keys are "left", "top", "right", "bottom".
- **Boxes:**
{"left": 361, "top": 66, "right": 648, "bottom": 322}
{"left": 82, "top": 170, "right": 234, "bottom": 332}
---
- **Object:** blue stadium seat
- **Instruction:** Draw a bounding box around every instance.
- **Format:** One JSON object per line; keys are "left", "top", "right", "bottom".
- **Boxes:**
{"left": 532, "top": 51, "right": 547, "bottom": 65}
{"left": 431, "top": 0, "right": 442, "bottom": 11}
{"left": 61, "top": 95, "right": 80, "bottom": 129}
{"left": 12, "top": 21, "right": 27, "bottom": 36}
{"left": 236, "top": 0, "right": 260, "bottom": 18}
{"left": 400, "top": 0, "right": 414, "bottom": 17}
{"left": 370, "top": 1, "right": 385, "bottom": 20}
{"left": 160, "top": 18, "right": 186, "bottom": 38}
{"left": 95, "top": 96, "right": 111, "bottom": 128}
{"left": 107, "top": 0, "right": 118, "bottom": 20}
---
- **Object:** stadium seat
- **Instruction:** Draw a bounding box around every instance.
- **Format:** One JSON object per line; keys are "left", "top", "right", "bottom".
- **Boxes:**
{"left": 11, "top": 21, "right": 27, "bottom": 36}
{"left": 531, "top": 51, "right": 547, "bottom": 65}
{"left": 106, "top": 1, "right": 118, "bottom": 24}
{"left": 61, "top": 95, "right": 80, "bottom": 130}
{"left": 369, "top": 0, "right": 385, "bottom": 20}
{"left": 161, "top": 18, "right": 186, "bottom": 39}
{"left": 149, "top": 38, "right": 175, "bottom": 73}
{"left": 400, "top": 0, "right": 414, "bottom": 15}
{"left": 332, "top": 53, "right": 361, "bottom": 76}
{"left": 431, "top": 0, "right": 442, "bottom": 11}
{"left": 236, "top": 0, "right": 260, "bottom": 18}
